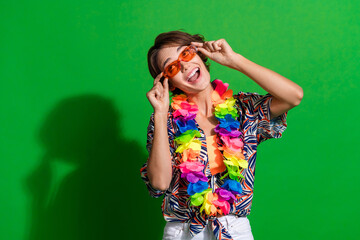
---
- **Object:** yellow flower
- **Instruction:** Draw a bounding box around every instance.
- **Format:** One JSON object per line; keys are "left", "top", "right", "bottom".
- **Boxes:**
{"left": 200, "top": 191, "right": 218, "bottom": 216}
{"left": 224, "top": 156, "right": 248, "bottom": 169}
{"left": 176, "top": 139, "right": 202, "bottom": 153}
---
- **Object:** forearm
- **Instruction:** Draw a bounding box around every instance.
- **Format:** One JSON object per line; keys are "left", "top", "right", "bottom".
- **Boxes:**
{"left": 147, "top": 113, "right": 173, "bottom": 191}
{"left": 229, "top": 53, "right": 303, "bottom": 105}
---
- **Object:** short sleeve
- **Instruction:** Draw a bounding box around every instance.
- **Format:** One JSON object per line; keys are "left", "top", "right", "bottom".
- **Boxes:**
{"left": 139, "top": 112, "right": 177, "bottom": 198}
{"left": 234, "top": 91, "right": 288, "bottom": 144}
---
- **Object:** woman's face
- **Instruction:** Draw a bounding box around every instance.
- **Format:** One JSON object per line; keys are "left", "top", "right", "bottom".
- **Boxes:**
{"left": 157, "top": 45, "right": 211, "bottom": 94}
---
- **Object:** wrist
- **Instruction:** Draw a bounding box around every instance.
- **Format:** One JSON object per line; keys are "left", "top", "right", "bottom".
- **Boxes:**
{"left": 227, "top": 53, "right": 248, "bottom": 72}
{"left": 154, "top": 112, "right": 168, "bottom": 121}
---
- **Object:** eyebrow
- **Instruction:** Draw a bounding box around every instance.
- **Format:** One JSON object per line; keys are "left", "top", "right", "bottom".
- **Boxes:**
{"left": 162, "top": 45, "right": 183, "bottom": 69}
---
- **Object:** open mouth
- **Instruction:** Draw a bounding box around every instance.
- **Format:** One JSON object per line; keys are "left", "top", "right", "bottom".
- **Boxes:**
{"left": 187, "top": 67, "right": 200, "bottom": 82}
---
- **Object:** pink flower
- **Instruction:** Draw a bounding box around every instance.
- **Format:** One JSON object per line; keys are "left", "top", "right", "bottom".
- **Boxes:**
{"left": 212, "top": 198, "right": 231, "bottom": 215}
{"left": 221, "top": 135, "right": 244, "bottom": 152}
{"left": 178, "top": 161, "right": 204, "bottom": 173}
{"left": 212, "top": 79, "right": 229, "bottom": 96}
{"left": 173, "top": 108, "right": 197, "bottom": 120}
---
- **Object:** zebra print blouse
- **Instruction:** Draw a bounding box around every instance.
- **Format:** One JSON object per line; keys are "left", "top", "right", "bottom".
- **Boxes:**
{"left": 140, "top": 90, "right": 288, "bottom": 240}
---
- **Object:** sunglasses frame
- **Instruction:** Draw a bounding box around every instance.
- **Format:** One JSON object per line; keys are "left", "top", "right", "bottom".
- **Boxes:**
{"left": 163, "top": 45, "right": 198, "bottom": 79}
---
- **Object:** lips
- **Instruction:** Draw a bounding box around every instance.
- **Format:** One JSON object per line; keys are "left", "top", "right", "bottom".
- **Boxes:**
{"left": 186, "top": 67, "right": 200, "bottom": 82}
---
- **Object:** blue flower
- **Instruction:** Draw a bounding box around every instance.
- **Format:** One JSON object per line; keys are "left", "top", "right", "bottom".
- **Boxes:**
{"left": 216, "top": 114, "right": 240, "bottom": 131}
{"left": 187, "top": 180, "right": 208, "bottom": 195}
{"left": 221, "top": 179, "right": 242, "bottom": 194}
{"left": 176, "top": 119, "right": 198, "bottom": 135}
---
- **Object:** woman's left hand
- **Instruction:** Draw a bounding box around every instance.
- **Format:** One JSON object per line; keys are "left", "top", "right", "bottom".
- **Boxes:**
{"left": 191, "top": 39, "right": 238, "bottom": 68}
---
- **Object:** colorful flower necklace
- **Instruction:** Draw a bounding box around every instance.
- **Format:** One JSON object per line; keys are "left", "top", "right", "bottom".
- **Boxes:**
{"left": 171, "top": 79, "right": 248, "bottom": 217}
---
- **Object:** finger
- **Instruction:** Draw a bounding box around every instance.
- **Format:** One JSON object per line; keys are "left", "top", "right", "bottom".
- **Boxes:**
{"left": 154, "top": 74, "right": 162, "bottom": 85}
{"left": 202, "top": 42, "right": 211, "bottom": 52}
{"left": 154, "top": 72, "right": 164, "bottom": 85}
{"left": 203, "top": 44, "right": 211, "bottom": 53}
{"left": 146, "top": 89, "right": 157, "bottom": 102}
{"left": 147, "top": 94, "right": 157, "bottom": 105}
{"left": 153, "top": 77, "right": 158, "bottom": 85}
{"left": 191, "top": 41, "right": 204, "bottom": 47}
{"left": 213, "top": 41, "right": 222, "bottom": 51}
{"left": 203, "top": 42, "right": 211, "bottom": 52}
{"left": 197, "top": 47, "right": 212, "bottom": 58}
{"left": 158, "top": 82, "right": 164, "bottom": 99}
{"left": 205, "top": 41, "right": 215, "bottom": 52}
{"left": 154, "top": 77, "right": 164, "bottom": 88}
{"left": 155, "top": 82, "right": 164, "bottom": 93}
{"left": 154, "top": 88, "right": 162, "bottom": 99}
{"left": 163, "top": 77, "right": 169, "bottom": 94}
{"left": 211, "top": 41, "right": 219, "bottom": 51}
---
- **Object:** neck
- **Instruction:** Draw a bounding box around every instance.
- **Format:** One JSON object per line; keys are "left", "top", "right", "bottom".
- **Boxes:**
{"left": 187, "top": 83, "right": 214, "bottom": 117}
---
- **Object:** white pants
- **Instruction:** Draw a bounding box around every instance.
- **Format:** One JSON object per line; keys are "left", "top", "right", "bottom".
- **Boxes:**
{"left": 162, "top": 215, "right": 254, "bottom": 240}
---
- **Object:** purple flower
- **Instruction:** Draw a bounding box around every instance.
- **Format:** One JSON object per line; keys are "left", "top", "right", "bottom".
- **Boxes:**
{"left": 181, "top": 171, "right": 207, "bottom": 183}
{"left": 175, "top": 113, "right": 196, "bottom": 122}
{"left": 215, "top": 188, "right": 236, "bottom": 203}
{"left": 214, "top": 127, "right": 242, "bottom": 137}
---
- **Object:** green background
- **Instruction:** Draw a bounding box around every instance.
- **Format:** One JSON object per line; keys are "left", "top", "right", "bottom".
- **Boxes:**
{"left": 1, "top": 0, "right": 359, "bottom": 239}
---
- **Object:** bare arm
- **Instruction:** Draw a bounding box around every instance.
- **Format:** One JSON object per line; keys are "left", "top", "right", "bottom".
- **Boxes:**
{"left": 191, "top": 39, "right": 304, "bottom": 119}
{"left": 228, "top": 53, "right": 303, "bottom": 119}
{"left": 146, "top": 113, "right": 173, "bottom": 191}
{"left": 145, "top": 73, "right": 173, "bottom": 191}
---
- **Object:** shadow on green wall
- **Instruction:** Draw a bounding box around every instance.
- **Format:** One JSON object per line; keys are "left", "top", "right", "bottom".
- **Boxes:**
{"left": 23, "top": 94, "right": 163, "bottom": 240}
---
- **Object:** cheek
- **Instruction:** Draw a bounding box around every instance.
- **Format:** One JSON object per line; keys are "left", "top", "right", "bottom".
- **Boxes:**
{"left": 197, "top": 61, "right": 209, "bottom": 74}
{"left": 168, "top": 78, "right": 179, "bottom": 88}
{"left": 170, "top": 73, "right": 183, "bottom": 83}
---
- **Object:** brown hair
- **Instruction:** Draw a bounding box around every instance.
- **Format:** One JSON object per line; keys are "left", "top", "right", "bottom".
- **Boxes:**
{"left": 147, "top": 30, "right": 210, "bottom": 94}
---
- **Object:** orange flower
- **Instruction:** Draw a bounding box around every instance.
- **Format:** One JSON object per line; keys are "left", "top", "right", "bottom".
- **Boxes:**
{"left": 211, "top": 89, "right": 233, "bottom": 106}
{"left": 200, "top": 192, "right": 219, "bottom": 216}
{"left": 181, "top": 148, "right": 200, "bottom": 162}
{"left": 171, "top": 94, "right": 187, "bottom": 110}
{"left": 221, "top": 146, "right": 245, "bottom": 160}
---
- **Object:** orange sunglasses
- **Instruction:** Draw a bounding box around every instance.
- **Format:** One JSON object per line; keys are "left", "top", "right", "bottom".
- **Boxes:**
{"left": 163, "top": 45, "right": 198, "bottom": 78}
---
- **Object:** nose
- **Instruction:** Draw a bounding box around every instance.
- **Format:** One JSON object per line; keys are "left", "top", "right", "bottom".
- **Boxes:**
{"left": 180, "top": 61, "right": 191, "bottom": 72}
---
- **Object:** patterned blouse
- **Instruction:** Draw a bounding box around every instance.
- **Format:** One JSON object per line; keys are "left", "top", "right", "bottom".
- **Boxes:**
{"left": 140, "top": 89, "right": 288, "bottom": 240}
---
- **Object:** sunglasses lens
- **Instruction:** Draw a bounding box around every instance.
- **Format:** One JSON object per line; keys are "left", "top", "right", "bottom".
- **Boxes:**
{"left": 179, "top": 47, "right": 196, "bottom": 62}
{"left": 164, "top": 62, "right": 180, "bottom": 78}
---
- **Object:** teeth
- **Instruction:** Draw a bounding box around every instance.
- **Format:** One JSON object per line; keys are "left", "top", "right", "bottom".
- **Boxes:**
{"left": 187, "top": 68, "right": 199, "bottom": 81}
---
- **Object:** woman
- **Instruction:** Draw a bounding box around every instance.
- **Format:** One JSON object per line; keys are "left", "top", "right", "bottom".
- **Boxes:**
{"left": 140, "top": 30, "right": 303, "bottom": 240}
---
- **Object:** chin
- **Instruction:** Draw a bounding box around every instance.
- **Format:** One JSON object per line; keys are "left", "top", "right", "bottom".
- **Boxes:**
{"left": 196, "top": 69, "right": 211, "bottom": 89}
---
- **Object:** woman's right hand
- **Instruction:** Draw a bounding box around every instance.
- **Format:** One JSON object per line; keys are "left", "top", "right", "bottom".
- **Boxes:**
{"left": 146, "top": 72, "right": 170, "bottom": 115}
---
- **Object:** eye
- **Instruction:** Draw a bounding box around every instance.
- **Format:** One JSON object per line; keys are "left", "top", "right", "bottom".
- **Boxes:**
{"left": 181, "top": 50, "right": 191, "bottom": 59}
{"left": 181, "top": 50, "right": 190, "bottom": 57}
{"left": 166, "top": 63, "right": 178, "bottom": 74}
{"left": 180, "top": 47, "right": 195, "bottom": 61}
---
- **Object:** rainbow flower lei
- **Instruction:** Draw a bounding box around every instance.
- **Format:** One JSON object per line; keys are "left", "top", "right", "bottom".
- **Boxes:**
{"left": 171, "top": 79, "right": 248, "bottom": 216}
